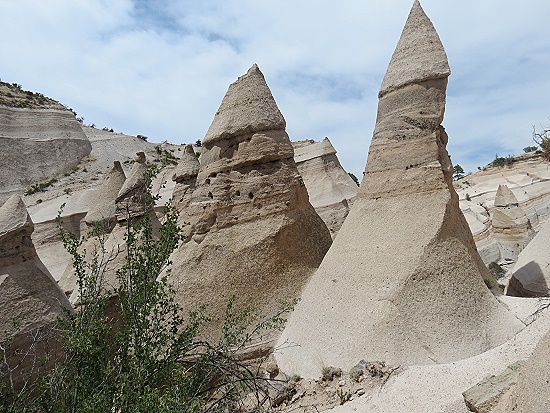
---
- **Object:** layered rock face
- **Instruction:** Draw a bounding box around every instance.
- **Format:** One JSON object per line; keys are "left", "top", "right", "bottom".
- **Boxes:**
{"left": 0, "top": 195, "right": 71, "bottom": 387}
{"left": 0, "top": 84, "right": 92, "bottom": 203}
{"left": 276, "top": 1, "right": 523, "bottom": 378}
{"left": 172, "top": 144, "right": 199, "bottom": 210}
{"left": 507, "top": 217, "right": 550, "bottom": 297}
{"left": 456, "top": 153, "right": 550, "bottom": 264}
{"left": 293, "top": 138, "right": 358, "bottom": 237}
{"left": 169, "top": 64, "right": 332, "bottom": 336}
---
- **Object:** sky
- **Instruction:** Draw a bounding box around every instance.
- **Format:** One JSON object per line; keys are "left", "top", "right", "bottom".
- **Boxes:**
{"left": 0, "top": 0, "right": 549, "bottom": 179}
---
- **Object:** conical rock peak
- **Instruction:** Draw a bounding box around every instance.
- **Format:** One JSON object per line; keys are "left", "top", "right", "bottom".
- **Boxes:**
{"left": 203, "top": 64, "right": 286, "bottom": 145}
{"left": 380, "top": 0, "right": 450, "bottom": 97}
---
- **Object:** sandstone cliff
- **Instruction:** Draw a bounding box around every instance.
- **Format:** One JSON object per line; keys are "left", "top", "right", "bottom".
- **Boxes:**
{"left": 276, "top": 1, "right": 523, "bottom": 378}
{"left": 0, "top": 82, "right": 92, "bottom": 204}
{"left": 167, "top": 64, "right": 332, "bottom": 337}
{"left": 293, "top": 138, "right": 358, "bottom": 237}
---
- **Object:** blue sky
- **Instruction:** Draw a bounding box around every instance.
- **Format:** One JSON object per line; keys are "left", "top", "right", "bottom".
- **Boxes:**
{"left": 0, "top": 0, "right": 549, "bottom": 178}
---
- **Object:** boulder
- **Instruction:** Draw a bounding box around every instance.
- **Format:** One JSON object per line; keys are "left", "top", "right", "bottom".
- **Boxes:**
{"left": 168, "top": 64, "right": 332, "bottom": 337}
{"left": 275, "top": 1, "right": 523, "bottom": 378}
{"left": 507, "top": 218, "right": 550, "bottom": 297}
{"left": 505, "top": 331, "right": 550, "bottom": 413}
{"left": 293, "top": 138, "right": 358, "bottom": 237}
{"left": 0, "top": 195, "right": 71, "bottom": 389}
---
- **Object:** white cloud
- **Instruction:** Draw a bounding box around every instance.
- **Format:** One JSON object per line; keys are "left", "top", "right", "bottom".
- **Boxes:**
{"left": 0, "top": 0, "right": 549, "bottom": 178}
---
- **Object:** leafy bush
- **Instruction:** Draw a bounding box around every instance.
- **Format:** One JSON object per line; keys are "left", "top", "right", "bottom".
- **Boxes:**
{"left": 3, "top": 165, "right": 294, "bottom": 412}
{"left": 488, "top": 261, "right": 506, "bottom": 279}
{"left": 523, "top": 145, "right": 538, "bottom": 153}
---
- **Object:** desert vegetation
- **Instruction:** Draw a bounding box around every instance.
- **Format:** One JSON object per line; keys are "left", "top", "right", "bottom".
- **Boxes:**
{"left": 1, "top": 166, "right": 296, "bottom": 412}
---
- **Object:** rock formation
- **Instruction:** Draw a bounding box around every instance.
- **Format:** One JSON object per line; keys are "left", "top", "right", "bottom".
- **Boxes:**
{"left": 292, "top": 138, "right": 358, "bottom": 237}
{"left": 0, "top": 195, "right": 71, "bottom": 388}
{"left": 58, "top": 162, "right": 128, "bottom": 298}
{"left": 83, "top": 161, "right": 126, "bottom": 231}
{"left": 172, "top": 144, "right": 199, "bottom": 210}
{"left": 491, "top": 184, "right": 534, "bottom": 262}
{"left": 275, "top": 1, "right": 523, "bottom": 378}
{"left": 507, "top": 217, "right": 550, "bottom": 297}
{"left": 167, "top": 64, "right": 332, "bottom": 337}
{"left": 0, "top": 82, "right": 91, "bottom": 203}
{"left": 505, "top": 331, "right": 550, "bottom": 413}
{"left": 455, "top": 152, "right": 550, "bottom": 264}
{"left": 115, "top": 152, "right": 148, "bottom": 221}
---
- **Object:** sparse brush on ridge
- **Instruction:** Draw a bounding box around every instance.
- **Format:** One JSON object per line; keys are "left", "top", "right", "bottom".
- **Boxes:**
{"left": 1, "top": 164, "right": 296, "bottom": 412}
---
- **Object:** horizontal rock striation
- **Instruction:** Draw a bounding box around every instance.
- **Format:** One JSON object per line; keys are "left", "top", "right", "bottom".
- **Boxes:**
{"left": 0, "top": 103, "right": 92, "bottom": 203}
{"left": 168, "top": 64, "right": 332, "bottom": 338}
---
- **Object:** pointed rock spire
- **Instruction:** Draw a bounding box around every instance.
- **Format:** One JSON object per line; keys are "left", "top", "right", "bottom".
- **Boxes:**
{"left": 84, "top": 161, "right": 126, "bottom": 227}
{"left": 167, "top": 65, "right": 331, "bottom": 339}
{"left": 494, "top": 184, "right": 519, "bottom": 207}
{"left": 0, "top": 194, "right": 31, "bottom": 237}
{"left": 380, "top": 0, "right": 450, "bottom": 97}
{"left": 275, "top": 2, "right": 522, "bottom": 378}
{"left": 203, "top": 64, "right": 286, "bottom": 146}
{"left": 115, "top": 152, "right": 148, "bottom": 220}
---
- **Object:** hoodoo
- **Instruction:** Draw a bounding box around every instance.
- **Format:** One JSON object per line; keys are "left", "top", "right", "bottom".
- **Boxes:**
{"left": 491, "top": 184, "right": 534, "bottom": 262}
{"left": 167, "top": 64, "right": 332, "bottom": 336}
{"left": 292, "top": 138, "right": 358, "bottom": 237}
{"left": 275, "top": 1, "right": 523, "bottom": 378}
{"left": 0, "top": 195, "right": 71, "bottom": 387}
{"left": 83, "top": 161, "right": 126, "bottom": 230}
{"left": 115, "top": 152, "right": 148, "bottom": 221}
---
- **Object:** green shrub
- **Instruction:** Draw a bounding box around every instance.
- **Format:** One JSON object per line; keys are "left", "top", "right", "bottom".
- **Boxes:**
{"left": 3, "top": 165, "right": 295, "bottom": 412}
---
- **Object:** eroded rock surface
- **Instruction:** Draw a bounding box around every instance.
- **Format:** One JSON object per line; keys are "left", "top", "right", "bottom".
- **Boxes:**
{"left": 456, "top": 153, "right": 550, "bottom": 264}
{"left": 275, "top": 1, "right": 523, "bottom": 378}
{"left": 172, "top": 144, "right": 199, "bottom": 211}
{"left": 168, "top": 64, "right": 332, "bottom": 337}
{"left": 293, "top": 138, "right": 358, "bottom": 237}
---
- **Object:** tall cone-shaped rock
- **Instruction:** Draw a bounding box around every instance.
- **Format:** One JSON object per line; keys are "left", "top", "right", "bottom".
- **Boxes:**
{"left": 115, "top": 152, "right": 148, "bottom": 221}
{"left": 83, "top": 161, "right": 126, "bottom": 229}
{"left": 59, "top": 161, "right": 128, "bottom": 298}
{"left": 491, "top": 184, "right": 533, "bottom": 262}
{"left": 168, "top": 64, "right": 332, "bottom": 338}
{"left": 172, "top": 144, "right": 199, "bottom": 210}
{"left": 0, "top": 195, "right": 71, "bottom": 388}
{"left": 292, "top": 138, "right": 358, "bottom": 238}
{"left": 275, "top": 1, "right": 523, "bottom": 378}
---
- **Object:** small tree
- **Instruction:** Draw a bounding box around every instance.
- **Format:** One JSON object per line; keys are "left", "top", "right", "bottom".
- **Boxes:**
{"left": 533, "top": 124, "right": 550, "bottom": 161}
{"left": 453, "top": 164, "right": 465, "bottom": 181}
{"left": 348, "top": 172, "right": 360, "bottom": 187}
{"left": 2, "top": 165, "right": 295, "bottom": 412}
